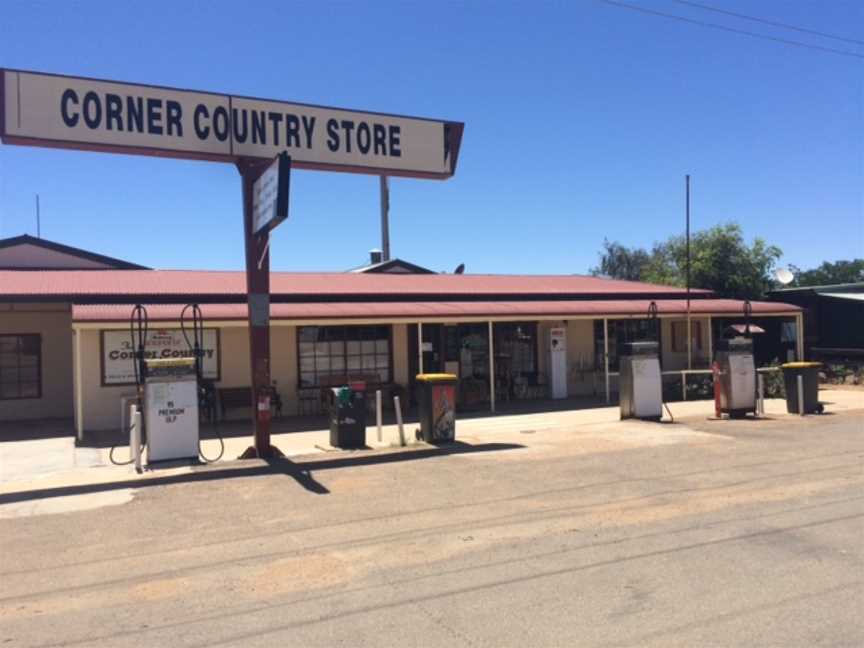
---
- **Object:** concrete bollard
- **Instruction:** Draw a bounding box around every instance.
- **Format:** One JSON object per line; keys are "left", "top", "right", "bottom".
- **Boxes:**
{"left": 130, "top": 404, "right": 143, "bottom": 473}
{"left": 757, "top": 373, "right": 765, "bottom": 416}
{"left": 394, "top": 395, "right": 406, "bottom": 447}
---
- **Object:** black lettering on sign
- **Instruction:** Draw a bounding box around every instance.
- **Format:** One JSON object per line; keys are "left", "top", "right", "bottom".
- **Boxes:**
{"left": 60, "top": 89, "right": 79, "bottom": 127}
{"left": 212, "top": 106, "right": 229, "bottom": 141}
{"left": 194, "top": 104, "right": 210, "bottom": 139}
{"left": 326, "top": 118, "right": 339, "bottom": 152}
{"left": 357, "top": 122, "right": 371, "bottom": 154}
{"left": 268, "top": 112, "right": 283, "bottom": 146}
{"left": 166, "top": 100, "right": 183, "bottom": 137}
{"left": 146, "top": 98, "right": 163, "bottom": 135}
{"left": 301, "top": 115, "right": 316, "bottom": 148}
{"left": 373, "top": 124, "right": 386, "bottom": 155}
{"left": 285, "top": 114, "right": 300, "bottom": 148}
{"left": 389, "top": 125, "right": 401, "bottom": 157}
{"left": 127, "top": 96, "right": 144, "bottom": 133}
{"left": 105, "top": 94, "right": 123, "bottom": 131}
{"left": 252, "top": 110, "right": 266, "bottom": 144}
{"left": 232, "top": 107, "right": 248, "bottom": 143}
{"left": 83, "top": 91, "right": 102, "bottom": 129}
{"left": 341, "top": 120, "right": 355, "bottom": 153}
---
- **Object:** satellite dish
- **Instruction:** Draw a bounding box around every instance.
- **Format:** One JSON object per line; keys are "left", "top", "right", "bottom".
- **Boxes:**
{"left": 773, "top": 267, "right": 794, "bottom": 285}
{"left": 454, "top": 263, "right": 465, "bottom": 274}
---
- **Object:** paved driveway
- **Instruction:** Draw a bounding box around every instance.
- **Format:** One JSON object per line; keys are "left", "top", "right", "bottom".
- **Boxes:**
{"left": 0, "top": 405, "right": 861, "bottom": 647}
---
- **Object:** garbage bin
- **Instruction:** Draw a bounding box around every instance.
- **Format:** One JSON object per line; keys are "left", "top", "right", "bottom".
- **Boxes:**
{"left": 329, "top": 385, "right": 366, "bottom": 448}
{"left": 416, "top": 373, "right": 458, "bottom": 443}
{"left": 780, "top": 362, "right": 822, "bottom": 414}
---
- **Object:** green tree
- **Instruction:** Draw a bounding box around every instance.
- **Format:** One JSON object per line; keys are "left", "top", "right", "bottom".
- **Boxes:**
{"left": 791, "top": 259, "right": 864, "bottom": 286}
{"left": 590, "top": 239, "right": 651, "bottom": 281}
{"left": 591, "top": 223, "right": 782, "bottom": 300}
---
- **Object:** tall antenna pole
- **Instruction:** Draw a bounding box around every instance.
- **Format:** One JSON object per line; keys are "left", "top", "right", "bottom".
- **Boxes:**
{"left": 36, "top": 194, "right": 41, "bottom": 238}
{"left": 686, "top": 175, "right": 692, "bottom": 371}
{"left": 379, "top": 175, "right": 390, "bottom": 261}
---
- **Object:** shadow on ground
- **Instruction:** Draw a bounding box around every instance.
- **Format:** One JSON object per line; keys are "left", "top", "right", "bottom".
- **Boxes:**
{"left": 0, "top": 441, "right": 524, "bottom": 505}
{"left": 76, "top": 396, "right": 611, "bottom": 448}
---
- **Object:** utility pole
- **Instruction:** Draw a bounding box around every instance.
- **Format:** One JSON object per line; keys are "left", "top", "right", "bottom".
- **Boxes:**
{"left": 686, "top": 175, "right": 692, "bottom": 371}
{"left": 379, "top": 175, "right": 390, "bottom": 261}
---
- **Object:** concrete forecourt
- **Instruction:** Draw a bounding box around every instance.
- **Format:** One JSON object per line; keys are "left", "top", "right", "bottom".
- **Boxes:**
{"left": 0, "top": 394, "right": 862, "bottom": 647}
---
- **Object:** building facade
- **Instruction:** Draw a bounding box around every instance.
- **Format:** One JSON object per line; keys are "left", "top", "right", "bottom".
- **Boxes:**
{"left": 0, "top": 236, "right": 803, "bottom": 436}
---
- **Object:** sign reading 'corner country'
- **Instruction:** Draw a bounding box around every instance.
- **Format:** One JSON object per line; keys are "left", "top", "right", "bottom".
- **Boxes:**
{"left": 0, "top": 69, "right": 463, "bottom": 179}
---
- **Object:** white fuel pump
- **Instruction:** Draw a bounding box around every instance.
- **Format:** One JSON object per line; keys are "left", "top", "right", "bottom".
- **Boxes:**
{"left": 143, "top": 357, "right": 200, "bottom": 463}
{"left": 619, "top": 302, "right": 664, "bottom": 421}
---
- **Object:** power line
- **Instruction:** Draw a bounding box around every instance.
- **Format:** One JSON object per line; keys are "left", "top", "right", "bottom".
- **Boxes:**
{"left": 670, "top": 0, "right": 864, "bottom": 46}
{"left": 598, "top": 0, "right": 864, "bottom": 60}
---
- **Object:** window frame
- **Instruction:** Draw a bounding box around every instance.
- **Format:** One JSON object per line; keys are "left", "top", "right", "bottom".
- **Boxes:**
{"left": 296, "top": 325, "right": 393, "bottom": 388}
{"left": 671, "top": 320, "right": 703, "bottom": 353}
{"left": 0, "top": 333, "right": 43, "bottom": 401}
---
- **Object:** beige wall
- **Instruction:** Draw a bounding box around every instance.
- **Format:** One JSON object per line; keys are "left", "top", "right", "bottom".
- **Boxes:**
{"left": 0, "top": 303, "right": 74, "bottom": 421}
{"left": 566, "top": 319, "right": 597, "bottom": 396}
{"left": 661, "top": 317, "right": 711, "bottom": 370}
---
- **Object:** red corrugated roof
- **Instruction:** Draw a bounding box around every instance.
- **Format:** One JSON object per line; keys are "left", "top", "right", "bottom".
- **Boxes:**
{"left": 1, "top": 269, "right": 710, "bottom": 299}
{"left": 72, "top": 299, "right": 799, "bottom": 323}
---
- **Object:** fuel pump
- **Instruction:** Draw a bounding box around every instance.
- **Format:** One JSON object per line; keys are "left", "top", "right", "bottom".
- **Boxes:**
{"left": 110, "top": 303, "right": 223, "bottom": 468}
{"left": 714, "top": 301, "right": 757, "bottom": 418}
{"left": 619, "top": 301, "right": 663, "bottom": 421}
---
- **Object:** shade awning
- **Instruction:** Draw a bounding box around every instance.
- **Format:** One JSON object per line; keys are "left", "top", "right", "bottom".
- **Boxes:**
{"left": 72, "top": 299, "right": 800, "bottom": 323}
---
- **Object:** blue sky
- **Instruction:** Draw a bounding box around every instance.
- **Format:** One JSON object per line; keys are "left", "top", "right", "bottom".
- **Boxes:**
{"left": 1, "top": 0, "right": 861, "bottom": 275}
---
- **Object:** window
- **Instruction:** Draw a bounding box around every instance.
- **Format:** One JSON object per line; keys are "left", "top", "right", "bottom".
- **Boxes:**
{"left": 298, "top": 325, "right": 391, "bottom": 387}
{"left": 495, "top": 323, "right": 538, "bottom": 377}
{"left": 0, "top": 334, "right": 42, "bottom": 400}
{"left": 671, "top": 321, "right": 702, "bottom": 352}
{"left": 594, "top": 319, "right": 661, "bottom": 371}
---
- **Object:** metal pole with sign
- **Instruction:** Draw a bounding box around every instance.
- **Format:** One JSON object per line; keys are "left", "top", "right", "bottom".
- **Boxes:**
{"left": 238, "top": 154, "right": 291, "bottom": 458}
{"left": 0, "top": 68, "right": 463, "bottom": 458}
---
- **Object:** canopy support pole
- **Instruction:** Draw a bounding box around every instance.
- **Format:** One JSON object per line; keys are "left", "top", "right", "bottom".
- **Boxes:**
{"left": 603, "top": 317, "right": 610, "bottom": 404}
{"left": 418, "top": 322, "right": 424, "bottom": 375}
{"left": 488, "top": 321, "right": 496, "bottom": 413}
{"left": 796, "top": 313, "right": 805, "bottom": 361}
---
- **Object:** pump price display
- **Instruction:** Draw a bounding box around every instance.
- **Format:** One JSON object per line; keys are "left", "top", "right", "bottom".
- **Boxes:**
{"left": 1, "top": 69, "right": 463, "bottom": 179}
{"left": 252, "top": 153, "right": 290, "bottom": 235}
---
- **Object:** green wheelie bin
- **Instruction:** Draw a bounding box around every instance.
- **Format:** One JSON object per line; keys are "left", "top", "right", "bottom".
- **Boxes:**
{"left": 416, "top": 373, "right": 458, "bottom": 443}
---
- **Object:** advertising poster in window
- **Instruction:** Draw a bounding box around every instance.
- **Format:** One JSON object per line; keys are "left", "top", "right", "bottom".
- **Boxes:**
{"left": 101, "top": 329, "right": 220, "bottom": 385}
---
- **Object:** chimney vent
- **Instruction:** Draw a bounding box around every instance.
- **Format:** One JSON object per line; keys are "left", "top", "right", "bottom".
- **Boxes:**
{"left": 370, "top": 249, "right": 383, "bottom": 265}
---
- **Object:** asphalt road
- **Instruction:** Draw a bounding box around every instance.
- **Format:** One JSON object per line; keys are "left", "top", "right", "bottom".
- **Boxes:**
{"left": 1, "top": 411, "right": 862, "bottom": 647}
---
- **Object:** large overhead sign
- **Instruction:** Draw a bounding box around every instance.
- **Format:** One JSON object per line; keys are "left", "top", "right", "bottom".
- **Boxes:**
{"left": 1, "top": 69, "right": 463, "bottom": 179}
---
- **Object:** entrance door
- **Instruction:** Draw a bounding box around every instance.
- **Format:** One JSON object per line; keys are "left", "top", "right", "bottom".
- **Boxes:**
{"left": 408, "top": 324, "right": 445, "bottom": 403}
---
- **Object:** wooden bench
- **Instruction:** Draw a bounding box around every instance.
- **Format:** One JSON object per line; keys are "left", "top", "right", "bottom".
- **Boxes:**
{"left": 218, "top": 387, "right": 252, "bottom": 420}
{"left": 217, "top": 386, "right": 283, "bottom": 420}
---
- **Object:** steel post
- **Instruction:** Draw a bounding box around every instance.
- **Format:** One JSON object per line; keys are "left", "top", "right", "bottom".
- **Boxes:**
{"left": 238, "top": 158, "right": 278, "bottom": 459}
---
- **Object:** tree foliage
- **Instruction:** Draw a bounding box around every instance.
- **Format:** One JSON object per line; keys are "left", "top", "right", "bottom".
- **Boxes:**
{"left": 591, "top": 223, "right": 782, "bottom": 300}
{"left": 790, "top": 259, "right": 864, "bottom": 287}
